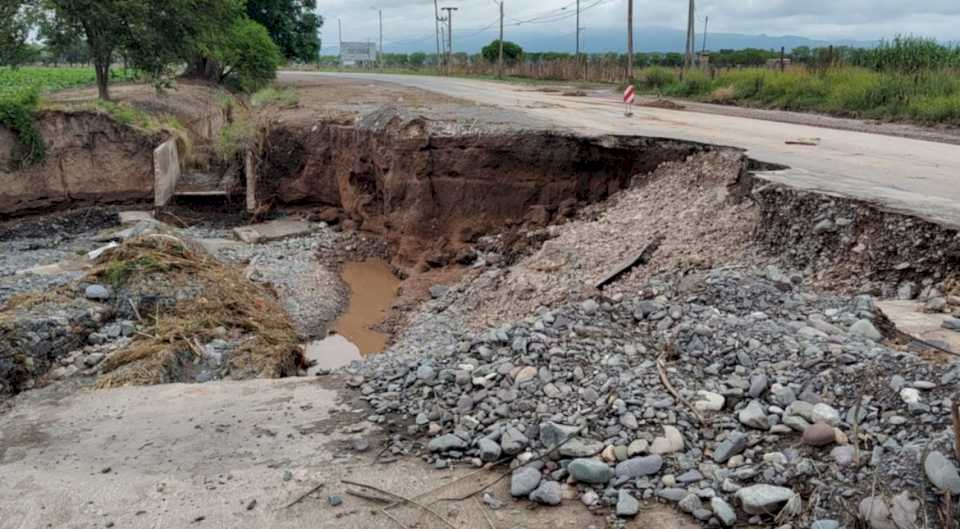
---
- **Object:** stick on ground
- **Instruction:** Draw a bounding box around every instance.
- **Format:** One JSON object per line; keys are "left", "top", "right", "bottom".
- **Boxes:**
{"left": 342, "top": 479, "right": 457, "bottom": 529}
{"left": 657, "top": 353, "right": 706, "bottom": 425}
{"left": 284, "top": 482, "right": 325, "bottom": 509}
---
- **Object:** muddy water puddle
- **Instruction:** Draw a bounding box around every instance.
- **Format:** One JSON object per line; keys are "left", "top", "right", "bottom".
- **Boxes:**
{"left": 306, "top": 258, "right": 400, "bottom": 372}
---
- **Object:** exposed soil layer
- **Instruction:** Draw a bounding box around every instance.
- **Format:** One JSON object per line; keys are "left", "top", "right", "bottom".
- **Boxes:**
{"left": 259, "top": 112, "right": 720, "bottom": 267}
{"left": 752, "top": 179, "right": 960, "bottom": 294}
{"left": 0, "top": 111, "right": 161, "bottom": 217}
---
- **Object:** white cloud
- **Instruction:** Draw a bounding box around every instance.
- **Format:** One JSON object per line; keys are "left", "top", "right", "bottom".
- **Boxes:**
{"left": 318, "top": 0, "right": 960, "bottom": 51}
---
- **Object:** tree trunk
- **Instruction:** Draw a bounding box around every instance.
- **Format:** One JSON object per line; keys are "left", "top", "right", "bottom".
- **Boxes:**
{"left": 94, "top": 60, "right": 110, "bottom": 100}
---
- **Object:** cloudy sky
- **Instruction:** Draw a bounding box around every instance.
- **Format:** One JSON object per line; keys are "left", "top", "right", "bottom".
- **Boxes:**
{"left": 320, "top": 0, "right": 960, "bottom": 52}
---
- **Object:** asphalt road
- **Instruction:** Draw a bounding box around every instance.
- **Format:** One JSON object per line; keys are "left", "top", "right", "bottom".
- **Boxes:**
{"left": 279, "top": 71, "right": 960, "bottom": 228}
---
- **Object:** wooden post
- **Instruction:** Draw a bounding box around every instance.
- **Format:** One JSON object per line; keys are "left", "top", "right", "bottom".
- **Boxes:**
{"left": 780, "top": 46, "right": 785, "bottom": 72}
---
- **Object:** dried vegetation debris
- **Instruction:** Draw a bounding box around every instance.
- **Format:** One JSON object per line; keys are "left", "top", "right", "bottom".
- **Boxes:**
{"left": 87, "top": 235, "right": 303, "bottom": 387}
{"left": 0, "top": 228, "right": 305, "bottom": 395}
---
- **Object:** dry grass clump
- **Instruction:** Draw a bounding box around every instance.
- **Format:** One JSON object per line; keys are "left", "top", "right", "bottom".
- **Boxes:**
{"left": 90, "top": 235, "right": 302, "bottom": 388}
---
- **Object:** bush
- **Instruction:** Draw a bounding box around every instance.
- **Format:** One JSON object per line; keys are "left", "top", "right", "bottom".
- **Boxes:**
{"left": 637, "top": 66, "right": 676, "bottom": 90}
{"left": 0, "top": 87, "right": 43, "bottom": 166}
{"left": 908, "top": 95, "right": 960, "bottom": 123}
{"left": 199, "top": 19, "right": 283, "bottom": 93}
{"left": 251, "top": 87, "right": 298, "bottom": 107}
{"left": 215, "top": 114, "right": 257, "bottom": 161}
{"left": 481, "top": 40, "right": 523, "bottom": 65}
{"left": 661, "top": 69, "right": 714, "bottom": 97}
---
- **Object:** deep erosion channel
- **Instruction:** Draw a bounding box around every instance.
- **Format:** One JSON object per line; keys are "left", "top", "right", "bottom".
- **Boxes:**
{"left": 256, "top": 117, "right": 728, "bottom": 268}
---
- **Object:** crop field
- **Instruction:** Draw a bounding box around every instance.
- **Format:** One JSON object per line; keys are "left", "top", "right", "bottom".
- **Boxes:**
{"left": 0, "top": 67, "right": 137, "bottom": 97}
{"left": 636, "top": 66, "right": 960, "bottom": 124}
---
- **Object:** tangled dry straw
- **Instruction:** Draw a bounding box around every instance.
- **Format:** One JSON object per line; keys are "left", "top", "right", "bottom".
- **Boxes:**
{"left": 89, "top": 235, "right": 303, "bottom": 388}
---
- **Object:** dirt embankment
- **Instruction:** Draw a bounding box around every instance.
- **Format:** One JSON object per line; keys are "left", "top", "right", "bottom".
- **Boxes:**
{"left": 0, "top": 83, "right": 234, "bottom": 218}
{"left": 259, "top": 110, "right": 717, "bottom": 267}
{"left": 0, "top": 111, "right": 161, "bottom": 216}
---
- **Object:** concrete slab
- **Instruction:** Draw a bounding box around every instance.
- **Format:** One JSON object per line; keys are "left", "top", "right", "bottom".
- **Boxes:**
{"left": 14, "top": 259, "right": 90, "bottom": 276}
{"left": 153, "top": 138, "right": 180, "bottom": 207}
{"left": 118, "top": 211, "right": 155, "bottom": 225}
{"left": 878, "top": 300, "right": 960, "bottom": 354}
{"left": 233, "top": 219, "right": 314, "bottom": 244}
{"left": 196, "top": 237, "right": 246, "bottom": 255}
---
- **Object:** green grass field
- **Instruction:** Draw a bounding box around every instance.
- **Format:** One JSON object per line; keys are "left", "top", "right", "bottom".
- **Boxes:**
{"left": 634, "top": 66, "right": 960, "bottom": 125}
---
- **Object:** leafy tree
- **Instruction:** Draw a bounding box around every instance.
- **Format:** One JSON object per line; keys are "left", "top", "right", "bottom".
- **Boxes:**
{"left": 0, "top": 0, "right": 41, "bottom": 68}
{"left": 37, "top": 10, "right": 88, "bottom": 65}
{"left": 791, "top": 46, "right": 813, "bottom": 65}
{"left": 43, "top": 0, "right": 134, "bottom": 99}
{"left": 246, "top": 0, "right": 321, "bottom": 62}
{"left": 44, "top": 0, "right": 242, "bottom": 99}
{"left": 196, "top": 18, "right": 282, "bottom": 92}
{"left": 481, "top": 40, "right": 522, "bottom": 65}
{"left": 408, "top": 52, "right": 427, "bottom": 68}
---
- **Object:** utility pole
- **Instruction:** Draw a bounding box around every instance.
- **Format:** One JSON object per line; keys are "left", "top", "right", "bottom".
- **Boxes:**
{"left": 434, "top": 0, "right": 441, "bottom": 73}
{"left": 701, "top": 15, "right": 708, "bottom": 54}
{"left": 338, "top": 17, "right": 343, "bottom": 65}
{"left": 441, "top": 7, "right": 457, "bottom": 73}
{"left": 498, "top": 1, "right": 504, "bottom": 79}
{"left": 626, "top": 0, "right": 633, "bottom": 81}
{"left": 575, "top": 0, "right": 580, "bottom": 56}
{"left": 378, "top": 9, "right": 383, "bottom": 70}
{"left": 684, "top": 0, "right": 695, "bottom": 69}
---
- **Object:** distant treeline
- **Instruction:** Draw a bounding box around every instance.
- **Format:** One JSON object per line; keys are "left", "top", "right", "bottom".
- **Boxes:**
{"left": 320, "top": 36, "right": 960, "bottom": 72}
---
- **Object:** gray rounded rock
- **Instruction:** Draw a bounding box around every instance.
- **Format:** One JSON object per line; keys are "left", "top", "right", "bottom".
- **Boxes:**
{"left": 736, "top": 484, "right": 796, "bottom": 515}
{"left": 615, "top": 454, "right": 663, "bottom": 479}
{"left": 568, "top": 458, "right": 614, "bottom": 484}
{"left": 529, "top": 480, "right": 562, "bottom": 506}
{"left": 85, "top": 284, "right": 110, "bottom": 300}
{"left": 510, "top": 467, "right": 541, "bottom": 497}
{"left": 616, "top": 489, "right": 640, "bottom": 517}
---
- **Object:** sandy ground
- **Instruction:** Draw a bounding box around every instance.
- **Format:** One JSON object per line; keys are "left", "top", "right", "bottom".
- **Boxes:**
{"left": 0, "top": 375, "right": 696, "bottom": 529}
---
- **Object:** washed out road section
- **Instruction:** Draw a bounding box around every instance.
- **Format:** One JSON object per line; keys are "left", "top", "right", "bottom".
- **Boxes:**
{"left": 279, "top": 71, "right": 960, "bottom": 228}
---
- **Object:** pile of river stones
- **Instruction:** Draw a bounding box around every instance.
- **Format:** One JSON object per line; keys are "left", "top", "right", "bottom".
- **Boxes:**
{"left": 352, "top": 266, "right": 960, "bottom": 527}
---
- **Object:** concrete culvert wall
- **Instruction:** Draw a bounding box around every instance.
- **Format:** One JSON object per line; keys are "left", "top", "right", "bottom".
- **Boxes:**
{"left": 258, "top": 119, "right": 717, "bottom": 265}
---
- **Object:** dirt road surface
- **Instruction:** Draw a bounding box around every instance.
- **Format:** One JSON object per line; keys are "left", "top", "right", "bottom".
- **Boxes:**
{"left": 278, "top": 71, "right": 960, "bottom": 228}
{"left": 0, "top": 376, "right": 694, "bottom": 529}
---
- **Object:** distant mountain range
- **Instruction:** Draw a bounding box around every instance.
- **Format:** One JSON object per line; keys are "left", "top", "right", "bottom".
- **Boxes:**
{"left": 381, "top": 25, "right": 876, "bottom": 54}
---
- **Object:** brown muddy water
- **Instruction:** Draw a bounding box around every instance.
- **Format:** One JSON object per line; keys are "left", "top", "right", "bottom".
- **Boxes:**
{"left": 305, "top": 258, "right": 400, "bottom": 372}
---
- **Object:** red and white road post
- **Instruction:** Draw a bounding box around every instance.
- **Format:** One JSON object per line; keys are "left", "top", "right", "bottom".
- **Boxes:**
{"left": 623, "top": 84, "right": 635, "bottom": 117}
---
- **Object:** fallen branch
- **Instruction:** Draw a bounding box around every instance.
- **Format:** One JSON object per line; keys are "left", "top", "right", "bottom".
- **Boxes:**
{"left": 594, "top": 236, "right": 664, "bottom": 290}
{"left": 474, "top": 496, "right": 497, "bottom": 529}
{"left": 128, "top": 298, "right": 143, "bottom": 322}
{"left": 656, "top": 353, "right": 706, "bottom": 425}
{"left": 380, "top": 508, "right": 410, "bottom": 529}
{"left": 284, "top": 482, "right": 325, "bottom": 509}
{"left": 180, "top": 334, "right": 205, "bottom": 359}
{"left": 342, "top": 479, "right": 457, "bottom": 529}
{"left": 369, "top": 442, "right": 393, "bottom": 465}
{"left": 346, "top": 489, "right": 392, "bottom": 504}
{"left": 952, "top": 396, "right": 960, "bottom": 462}
{"left": 852, "top": 387, "right": 864, "bottom": 466}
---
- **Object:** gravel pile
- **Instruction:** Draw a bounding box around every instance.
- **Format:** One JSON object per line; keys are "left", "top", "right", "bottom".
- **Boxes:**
{"left": 353, "top": 265, "right": 960, "bottom": 528}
